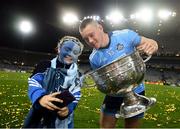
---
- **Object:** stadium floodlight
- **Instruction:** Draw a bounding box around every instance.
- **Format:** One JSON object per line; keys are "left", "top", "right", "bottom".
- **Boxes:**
{"left": 172, "top": 12, "right": 176, "bottom": 17}
{"left": 158, "top": 10, "right": 172, "bottom": 20}
{"left": 62, "top": 12, "right": 79, "bottom": 25}
{"left": 82, "top": 15, "right": 100, "bottom": 21}
{"left": 106, "top": 10, "right": 124, "bottom": 24}
{"left": 130, "top": 8, "right": 153, "bottom": 22}
{"left": 92, "top": 15, "right": 100, "bottom": 21}
{"left": 19, "top": 20, "right": 33, "bottom": 34}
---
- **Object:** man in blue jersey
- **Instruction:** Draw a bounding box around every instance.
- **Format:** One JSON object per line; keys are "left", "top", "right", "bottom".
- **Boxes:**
{"left": 23, "top": 36, "right": 84, "bottom": 128}
{"left": 79, "top": 18, "right": 158, "bottom": 128}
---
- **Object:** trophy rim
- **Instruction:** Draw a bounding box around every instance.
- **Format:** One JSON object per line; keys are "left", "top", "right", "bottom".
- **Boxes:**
{"left": 88, "top": 51, "right": 138, "bottom": 75}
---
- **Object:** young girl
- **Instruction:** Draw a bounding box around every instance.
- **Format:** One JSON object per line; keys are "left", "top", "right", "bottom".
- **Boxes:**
{"left": 23, "top": 36, "right": 84, "bottom": 128}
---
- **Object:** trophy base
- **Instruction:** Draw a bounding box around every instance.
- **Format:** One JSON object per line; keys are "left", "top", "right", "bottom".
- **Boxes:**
{"left": 115, "top": 92, "right": 156, "bottom": 118}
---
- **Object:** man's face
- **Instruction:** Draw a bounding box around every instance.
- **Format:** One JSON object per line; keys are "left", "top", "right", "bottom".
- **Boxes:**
{"left": 80, "top": 24, "right": 103, "bottom": 49}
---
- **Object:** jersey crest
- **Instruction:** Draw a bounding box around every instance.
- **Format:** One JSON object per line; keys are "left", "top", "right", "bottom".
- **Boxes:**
{"left": 116, "top": 43, "right": 124, "bottom": 51}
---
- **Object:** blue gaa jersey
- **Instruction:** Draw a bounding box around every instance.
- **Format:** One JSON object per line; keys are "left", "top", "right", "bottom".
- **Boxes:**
{"left": 89, "top": 29, "right": 144, "bottom": 93}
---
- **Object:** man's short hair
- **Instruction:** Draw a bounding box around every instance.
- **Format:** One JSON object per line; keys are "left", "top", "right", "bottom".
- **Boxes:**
{"left": 79, "top": 18, "right": 102, "bottom": 32}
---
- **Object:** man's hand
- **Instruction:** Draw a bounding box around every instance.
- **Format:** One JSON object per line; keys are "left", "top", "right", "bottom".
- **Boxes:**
{"left": 57, "top": 106, "right": 69, "bottom": 117}
{"left": 137, "top": 36, "right": 158, "bottom": 55}
{"left": 39, "top": 92, "right": 63, "bottom": 111}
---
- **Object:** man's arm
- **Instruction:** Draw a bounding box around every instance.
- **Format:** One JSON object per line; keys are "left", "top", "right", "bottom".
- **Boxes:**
{"left": 137, "top": 36, "right": 158, "bottom": 55}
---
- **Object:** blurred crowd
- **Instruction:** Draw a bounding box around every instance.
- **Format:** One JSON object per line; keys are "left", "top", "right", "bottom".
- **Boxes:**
{"left": 0, "top": 47, "right": 179, "bottom": 87}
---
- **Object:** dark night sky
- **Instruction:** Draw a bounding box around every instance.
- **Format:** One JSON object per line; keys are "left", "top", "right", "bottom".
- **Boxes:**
{"left": 0, "top": 0, "right": 180, "bottom": 53}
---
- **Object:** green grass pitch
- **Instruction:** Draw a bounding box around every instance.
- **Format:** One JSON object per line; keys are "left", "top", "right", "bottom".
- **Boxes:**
{"left": 0, "top": 71, "right": 180, "bottom": 128}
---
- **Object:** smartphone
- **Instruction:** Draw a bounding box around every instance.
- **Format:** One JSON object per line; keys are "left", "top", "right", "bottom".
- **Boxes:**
{"left": 52, "top": 90, "right": 75, "bottom": 108}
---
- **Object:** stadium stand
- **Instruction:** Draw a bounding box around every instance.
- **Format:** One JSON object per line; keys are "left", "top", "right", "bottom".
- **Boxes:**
{"left": 0, "top": 47, "right": 55, "bottom": 72}
{"left": 0, "top": 47, "right": 179, "bottom": 86}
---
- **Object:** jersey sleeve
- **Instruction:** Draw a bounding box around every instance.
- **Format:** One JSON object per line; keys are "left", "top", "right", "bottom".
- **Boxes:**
{"left": 127, "top": 29, "right": 141, "bottom": 46}
{"left": 28, "top": 60, "right": 51, "bottom": 104}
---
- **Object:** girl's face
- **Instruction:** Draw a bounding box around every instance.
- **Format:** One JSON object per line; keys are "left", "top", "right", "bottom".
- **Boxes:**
{"left": 58, "top": 41, "right": 81, "bottom": 64}
{"left": 63, "top": 55, "right": 73, "bottom": 64}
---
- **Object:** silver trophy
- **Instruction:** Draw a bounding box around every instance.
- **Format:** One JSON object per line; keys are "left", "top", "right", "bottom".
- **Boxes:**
{"left": 87, "top": 51, "right": 156, "bottom": 118}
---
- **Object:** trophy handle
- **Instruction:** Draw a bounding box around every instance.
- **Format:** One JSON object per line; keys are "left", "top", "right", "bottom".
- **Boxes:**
{"left": 143, "top": 55, "right": 152, "bottom": 63}
{"left": 138, "top": 50, "right": 152, "bottom": 63}
{"left": 83, "top": 69, "right": 97, "bottom": 88}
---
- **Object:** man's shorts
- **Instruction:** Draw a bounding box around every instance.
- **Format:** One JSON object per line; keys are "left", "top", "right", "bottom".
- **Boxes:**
{"left": 101, "top": 91, "right": 145, "bottom": 118}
